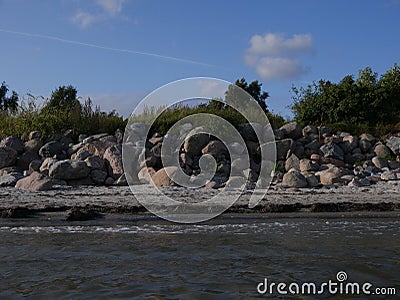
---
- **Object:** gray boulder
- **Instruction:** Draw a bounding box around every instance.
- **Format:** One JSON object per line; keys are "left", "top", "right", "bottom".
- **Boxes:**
{"left": 319, "top": 142, "right": 344, "bottom": 161}
{"left": 0, "top": 136, "right": 24, "bottom": 154}
{"left": 275, "top": 138, "right": 293, "bottom": 160}
{"left": 103, "top": 144, "right": 124, "bottom": 179}
{"left": 359, "top": 139, "right": 372, "bottom": 153}
{"left": 282, "top": 168, "right": 307, "bottom": 188}
{"left": 15, "top": 172, "right": 57, "bottom": 191}
{"left": 374, "top": 143, "right": 392, "bottom": 158}
{"left": 279, "top": 122, "right": 302, "bottom": 140}
{"left": 39, "top": 141, "right": 64, "bottom": 158}
{"left": 285, "top": 154, "right": 300, "bottom": 172}
{"left": 49, "top": 159, "right": 90, "bottom": 180}
{"left": 372, "top": 156, "right": 388, "bottom": 169}
{"left": 0, "top": 146, "right": 18, "bottom": 169}
{"left": 184, "top": 127, "right": 210, "bottom": 157}
{"left": 386, "top": 136, "right": 400, "bottom": 155}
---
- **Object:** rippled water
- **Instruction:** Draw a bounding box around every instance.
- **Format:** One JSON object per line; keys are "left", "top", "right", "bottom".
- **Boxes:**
{"left": 0, "top": 215, "right": 399, "bottom": 299}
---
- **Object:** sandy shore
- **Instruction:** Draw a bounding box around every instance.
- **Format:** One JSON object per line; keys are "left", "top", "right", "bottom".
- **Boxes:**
{"left": 1, "top": 181, "right": 399, "bottom": 219}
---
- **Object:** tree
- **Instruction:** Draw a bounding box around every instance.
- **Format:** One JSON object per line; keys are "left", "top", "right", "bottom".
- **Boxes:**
{"left": 234, "top": 78, "right": 269, "bottom": 112}
{"left": 0, "top": 82, "right": 19, "bottom": 114}
{"left": 291, "top": 65, "right": 400, "bottom": 134}
{"left": 43, "top": 85, "right": 81, "bottom": 114}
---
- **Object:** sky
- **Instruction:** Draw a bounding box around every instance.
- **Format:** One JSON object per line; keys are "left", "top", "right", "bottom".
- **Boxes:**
{"left": 0, "top": 0, "right": 400, "bottom": 119}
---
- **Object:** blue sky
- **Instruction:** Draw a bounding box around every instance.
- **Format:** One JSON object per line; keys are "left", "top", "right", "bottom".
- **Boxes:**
{"left": 0, "top": 0, "right": 399, "bottom": 118}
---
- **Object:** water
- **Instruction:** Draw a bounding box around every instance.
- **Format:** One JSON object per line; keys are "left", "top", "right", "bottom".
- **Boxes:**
{"left": 0, "top": 214, "right": 399, "bottom": 299}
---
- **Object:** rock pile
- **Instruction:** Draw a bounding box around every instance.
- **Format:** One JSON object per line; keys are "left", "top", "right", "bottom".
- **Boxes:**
{"left": 0, "top": 121, "right": 400, "bottom": 191}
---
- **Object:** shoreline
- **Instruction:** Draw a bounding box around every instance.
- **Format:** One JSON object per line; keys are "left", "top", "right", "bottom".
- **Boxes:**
{"left": 1, "top": 181, "right": 399, "bottom": 220}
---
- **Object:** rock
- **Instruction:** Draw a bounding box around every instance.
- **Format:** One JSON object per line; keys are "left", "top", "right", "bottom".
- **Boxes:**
{"left": 138, "top": 167, "right": 156, "bottom": 184}
{"left": 39, "top": 141, "right": 64, "bottom": 158}
{"left": 231, "top": 158, "right": 249, "bottom": 174}
{"left": 29, "top": 160, "right": 42, "bottom": 173}
{"left": 381, "top": 170, "right": 398, "bottom": 181}
{"left": 304, "top": 139, "right": 321, "bottom": 153}
{"left": 184, "top": 127, "right": 210, "bottom": 157}
{"left": 90, "top": 169, "right": 108, "bottom": 185}
{"left": 341, "top": 135, "right": 358, "bottom": 153}
{"left": 386, "top": 136, "right": 400, "bottom": 155}
{"left": 372, "top": 156, "right": 388, "bottom": 169}
{"left": 360, "top": 133, "right": 376, "bottom": 143}
{"left": 285, "top": 154, "right": 300, "bottom": 172}
{"left": 302, "top": 125, "right": 317, "bottom": 137}
{"left": 15, "top": 172, "right": 57, "bottom": 191}
{"left": 310, "top": 154, "right": 320, "bottom": 161}
{"left": 374, "top": 144, "right": 392, "bottom": 158}
{"left": 115, "top": 128, "right": 123, "bottom": 144}
{"left": 388, "top": 160, "right": 400, "bottom": 170}
{"left": 340, "top": 174, "right": 355, "bottom": 185}
{"left": 320, "top": 157, "right": 346, "bottom": 168}
{"left": 319, "top": 142, "right": 344, "bottom": 161}
{"left": 282, "top": 168, "right": 307, "bottom": 188}
{"left": 274, "top": 138, "right": 293, "bottom": 161}
{"left": 316, "top": 167, "right": 342, "bottom": 185}
{"left": 348, "top": 177, "right": 371, "bottom": 187}
{"left": 66, "top": 208, "right": 101, "bottom": 221}
{"left": 127, "top": 122, "right": 147, "bottom": 138}
{"left": 0, "top": 172, "right": 24, "bottom": 187}
{"left": 84, "top": 156, "right": 105, "bottom": 170}
{"left": 39, "top": 158, "right": 58, "bottom": 173}
{"left": 103, "top": 144, "right": 124, "bottom": 179}
{"left": 201, "top": 141, "right": 228, "bottom": 161}
{"left": 359, "top": 139, "right": 372, "bottom": 153}
{"left": 74, "top": 150, "right": 91, "bottom": 161}
{"left": 0, "top": 136, "right": 24, "bottom": 154}
{"left": 273, "top": 129, "right": 285, "bottom": 140}
{"left": 279, "top": 122, "right": 302, "bottom": 140}
{"left": 304, "top": 173, "right": 319, "bottom": 188}
{"left": 238, "top": 123, "right": 262, "bottom": 142}
{"left": 29, "top": 131, "right": 42, "bottom": 140}
{"left": 67, "top": 177, "right": 94, "bottom": 186}
{"left": 49, "top": 159, "right": 90, "bottom": 180}
{"left": 104, "top": 177, "right": 115, "bottom": 186}
{"left": 225, "top": 176, "right": 247, "bottom": 188}
{"left": 151, "top": 166, "right": 180, "bottom": 187}
{"left": 0, "top": 146, "right": 18, "bottom": 169}
{"left": 299, "top": 158, "right": 319, "bottom": 172}
{"left": 24, "top": 139, "right": 43, "bottom": 153}
{"left": 16, "top": 150, "right": 40, "bottom": 171}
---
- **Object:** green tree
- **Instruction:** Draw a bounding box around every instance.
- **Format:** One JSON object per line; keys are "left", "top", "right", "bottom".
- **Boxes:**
{"left": 234, "top": 78, "right": 269, "bottom": 112}
{"left": 43, "top": 85, "right": 81, "bottom": 114}
{"left": 0, "top": 81, "right": 19, "bottom": 114}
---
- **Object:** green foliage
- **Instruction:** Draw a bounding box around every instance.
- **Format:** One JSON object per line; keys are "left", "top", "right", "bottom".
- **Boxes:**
{"left": 291, "top": 65, "right": 400, "bottom": 135}
{"left": 233, "top": 78, "right": 269, "bottom": 112}
{"left": 0, "top": 88, "right": 126, "bottom": 138}
{"left": 0, "top": 82, "right": 19, "bottom": 114}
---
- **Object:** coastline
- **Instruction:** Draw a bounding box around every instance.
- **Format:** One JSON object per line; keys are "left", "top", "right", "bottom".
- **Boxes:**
{"left": 1, "top": 181, "right": 399, "bottom": 220}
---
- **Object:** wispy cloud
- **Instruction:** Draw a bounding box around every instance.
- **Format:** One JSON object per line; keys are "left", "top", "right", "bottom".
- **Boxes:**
{"left": 245, "top": 33, "right": 314, "bottom": 80}
{"left": 72, "top": 0, "right": 126, "bottom": 28}
{"left": 0, "top": 28, "right": 213, "bottom": 66}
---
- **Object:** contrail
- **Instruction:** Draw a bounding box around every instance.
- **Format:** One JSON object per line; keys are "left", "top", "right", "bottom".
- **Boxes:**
{"left": 0, "top": 28, "right": 214, "bottom": 67}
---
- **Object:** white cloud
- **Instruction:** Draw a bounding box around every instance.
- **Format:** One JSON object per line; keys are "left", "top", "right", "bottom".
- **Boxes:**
{"left": 245, "top": 33, "right": 313, "bottom": 80}
{"left": 72, "top": 0, "right": 126, "bottom": 28}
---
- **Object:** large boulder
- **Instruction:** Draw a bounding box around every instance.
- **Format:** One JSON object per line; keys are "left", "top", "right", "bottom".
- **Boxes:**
{"left": 279, "top": 122, "right": 302, "bottom": 140}
{"left": 374, "top": 143, "right": 392, "bottom": 158}
{"left": 0, "top": 146, "right": 18, "bottom": 169}
{"left": 15, "top": 172, "right": 57, "bottom": 191}
{"left": 0, "top": 136, "right": 25, "bottom": 154}
{"left": 282, "top": 168, "right": 307, "bottom": 188}
{"left": 24, "top": 139, "right": 43, "bottom": 153}
{"left": 319, "top": 142, "right": 344, "bottom": 161}
{"left": 184, "top": 127, "right": 210, "bottom": 157}
{"left": 285, "top": 154, "right": 300, "bottom": 172}
{"left": 274, "top": 138, "right": 293, "bottom": 160}
{"left": 17, "top": 150, "right": 40, "bottom": 171}
{"left": 103, "top": 144, "right": 124, "bottom": 179}
{"left": 316, "top": 167, "right": 342, "bottom": 185}
{"left": 341, "top": 135, "right": 358, "bottom": 153}
{"left": 39, "top": 141, "right": 64, "bottom": 158}
{"left": 49, "top": 159, "right": 90, "bottom": 180}
{"left": 151, "top": 166, "right": 180, "bottom": 187}
{"left": 202, "top": 140, "right": 228, "bottom": 160}
{"left": 386, "top": 136, "right": 400, "bottom": 155}
{"left": 84, "top": 156, "right": 105, "bottom": 170}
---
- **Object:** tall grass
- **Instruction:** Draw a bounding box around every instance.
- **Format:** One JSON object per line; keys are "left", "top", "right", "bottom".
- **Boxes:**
{"left": 0, "top": 95, "right": 126, "bottom": 139}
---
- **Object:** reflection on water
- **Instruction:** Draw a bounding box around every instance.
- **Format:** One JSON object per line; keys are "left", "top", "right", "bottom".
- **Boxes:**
{"left": 0, "top": 216, "right": 399, "bottom": 299}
